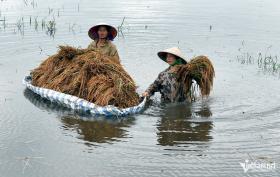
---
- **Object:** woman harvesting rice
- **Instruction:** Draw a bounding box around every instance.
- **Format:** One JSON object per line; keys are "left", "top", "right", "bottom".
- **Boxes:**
{"left": 142, "top": 47, "right": 190, "bottom": 102}
{"left": 88, "top": 23, "right": 120, "bottom": 64}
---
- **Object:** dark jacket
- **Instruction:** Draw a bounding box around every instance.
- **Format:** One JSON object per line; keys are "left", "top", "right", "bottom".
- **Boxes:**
{"left": 145, "top": 66, "right": 190, "bottom": 102}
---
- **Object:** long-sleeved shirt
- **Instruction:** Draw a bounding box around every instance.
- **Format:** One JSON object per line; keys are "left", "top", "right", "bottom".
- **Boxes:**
{"left": 88, "top": 40, "right": 120, "bottom": 64}
{"left": 145, "top": 66, "right": 190, "bottom": 103}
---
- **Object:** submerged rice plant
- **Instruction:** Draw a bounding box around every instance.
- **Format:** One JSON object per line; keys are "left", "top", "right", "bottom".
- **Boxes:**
{"left": 117, "top": 17, "right": 130, "bottom": 37}
{"left": 0, "top": 1, "right": 78, "bottom": 38}
{"left": 237, "top": 43, "right": 280, "bottom": 76}
{"left": 46, "top": 19, "right": 56, "bottom": 37}
{"left": 16, "top": 17, "right": 25, "bottom": 35}
{"left": 0, "top": 16, "right": 6, "bottom": 29}
{"left": 257, "top": 53, "right": 280, "bottom": 75}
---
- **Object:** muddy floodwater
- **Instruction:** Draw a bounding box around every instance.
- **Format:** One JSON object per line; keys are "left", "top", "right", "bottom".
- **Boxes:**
{"left": 0, "top": 0, "right": 280, "bottom": 176}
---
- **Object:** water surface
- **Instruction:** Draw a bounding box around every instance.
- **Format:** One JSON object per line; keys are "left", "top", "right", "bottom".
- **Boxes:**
{"left": 0, "top": 0, "right": 280, "bottom": 176}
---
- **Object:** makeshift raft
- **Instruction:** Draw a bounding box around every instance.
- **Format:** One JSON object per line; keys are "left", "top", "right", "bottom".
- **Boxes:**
{"left": 23, "top": 75, "right": 146, "bottom": 117}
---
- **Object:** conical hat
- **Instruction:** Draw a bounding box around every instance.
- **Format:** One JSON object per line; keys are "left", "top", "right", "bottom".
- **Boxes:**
{"left": 158, "top": 47, "right": 187, "bottom": 64}
{"left": 88, "top": 23, "right": 117, "bottom": 40}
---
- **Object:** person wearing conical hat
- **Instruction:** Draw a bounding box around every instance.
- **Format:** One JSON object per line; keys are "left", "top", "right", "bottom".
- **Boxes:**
{"left": 87, "top": 23, "right": 120, "bottom": 63}
{"left": 142, "top": 47, "right": 190, "bottom": 102}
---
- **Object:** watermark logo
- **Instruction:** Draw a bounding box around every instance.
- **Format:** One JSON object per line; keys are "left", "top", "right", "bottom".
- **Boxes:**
{"left": 240, "top": 159, "right": 277, "bottom": 173}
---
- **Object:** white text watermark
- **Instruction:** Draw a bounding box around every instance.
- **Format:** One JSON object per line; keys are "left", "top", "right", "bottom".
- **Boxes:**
{"left": 239, "top": 159, "right": 277, "bottom": 173}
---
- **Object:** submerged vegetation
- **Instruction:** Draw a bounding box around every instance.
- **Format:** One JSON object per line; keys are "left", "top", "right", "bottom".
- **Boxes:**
{"left": 0, "top": 1, "right": 128, "bottom": 38}
{"left": 0, "top": 0, "right": 82, "bottom": 37}
{"left": 237, "top": 43, "right": 280, "bottom": 77}
{"left": 117, "top": 17, "right": 130, "bottom": 37}
{"left": 257, "top": 53, "right": 280, "bottom": 74}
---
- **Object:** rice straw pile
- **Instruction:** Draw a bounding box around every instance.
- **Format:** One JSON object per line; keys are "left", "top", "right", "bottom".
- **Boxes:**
{"left": 31, "top": 46, "right": 139, "bottom": 108}
{"left": 175, "top": 55, "right": 215, "bottom": 97}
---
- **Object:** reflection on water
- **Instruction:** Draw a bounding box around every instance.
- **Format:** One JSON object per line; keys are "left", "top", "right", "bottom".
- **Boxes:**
{"left": 24, "top": 89, "right": 135, "bottom": 145}
{"left": 156, "top": 102, "right": 213, "bottom": 146}
{"left": 60, "top": 116, "right": 134, "bottom": 145}
{"left": 24, "top": 88, "right": 212, "bottom": 148}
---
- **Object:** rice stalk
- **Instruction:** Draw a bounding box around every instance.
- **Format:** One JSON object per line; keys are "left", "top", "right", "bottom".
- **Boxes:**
{"left": 31, "top": 45, "right": 139, "bottom": 108}
{"left": 175, "top": 55, "right": 215, "bottom": 97}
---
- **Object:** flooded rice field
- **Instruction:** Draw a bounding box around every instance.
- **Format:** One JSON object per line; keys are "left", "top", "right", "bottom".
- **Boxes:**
{"left": 0, "top": 0, "right": 280, "bottom": 176}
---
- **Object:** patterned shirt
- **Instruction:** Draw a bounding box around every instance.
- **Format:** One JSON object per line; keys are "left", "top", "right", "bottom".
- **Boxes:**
{"left": 145, "top": 66, "right": 189, "bottom": 103}
{"left": 88, "top": 40, "right": 120, "bottom": 63}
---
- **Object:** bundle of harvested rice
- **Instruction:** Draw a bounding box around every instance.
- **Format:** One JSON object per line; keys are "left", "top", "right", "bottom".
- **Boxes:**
{"left": 31, "top": 46, "right": 139, "bottom": 108}
{"left": 175, "top": 55, "right": 215, "bottom": 97}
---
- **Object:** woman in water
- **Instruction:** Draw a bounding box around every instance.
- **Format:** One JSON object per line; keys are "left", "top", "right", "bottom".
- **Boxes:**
{"left": 142, "top": 47, "right": 190, "bottom": 103}
{"left": 88, "top": 23, "right": 120, "bottom": 63}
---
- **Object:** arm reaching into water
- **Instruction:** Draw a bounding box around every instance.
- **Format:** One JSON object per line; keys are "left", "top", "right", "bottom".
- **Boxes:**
{"left": 142, "top": 72, "right": 163, "bottom": 97}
